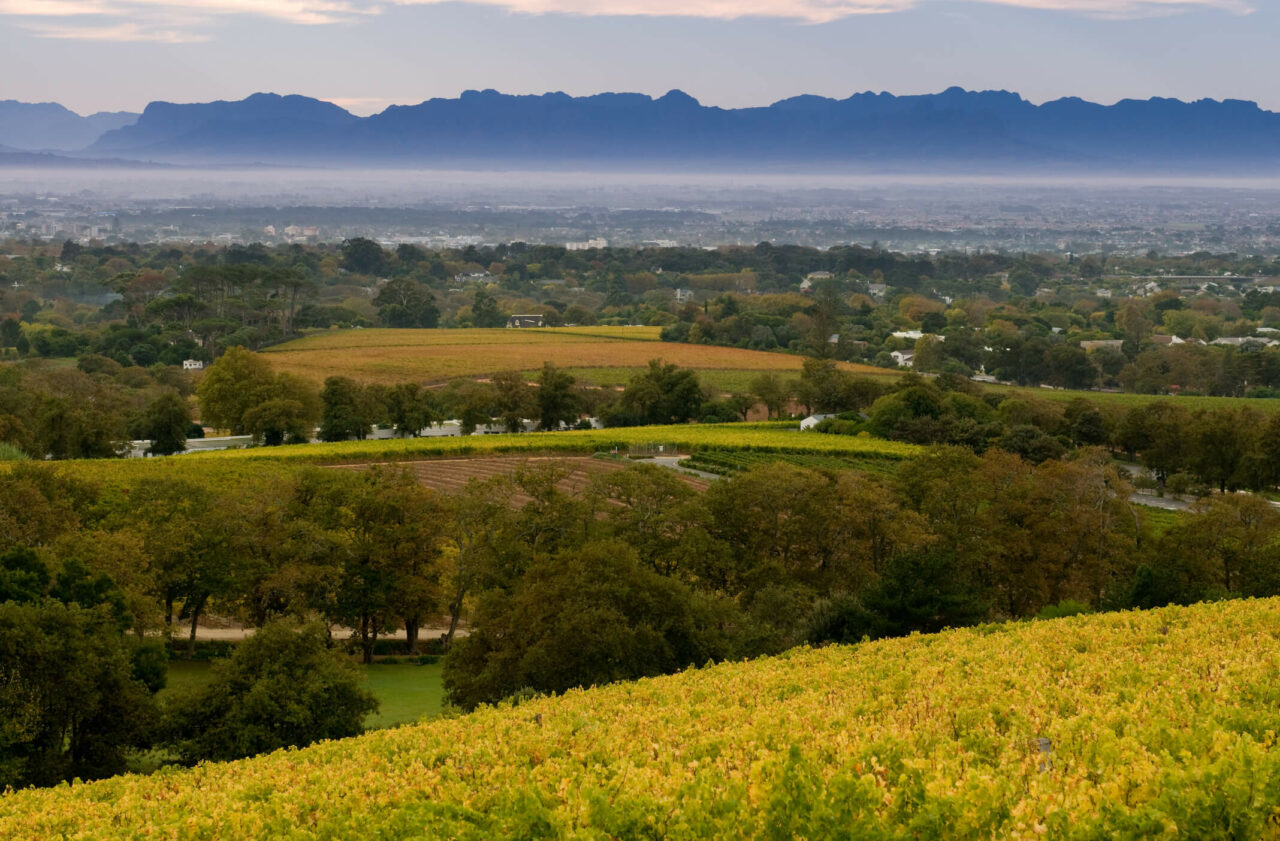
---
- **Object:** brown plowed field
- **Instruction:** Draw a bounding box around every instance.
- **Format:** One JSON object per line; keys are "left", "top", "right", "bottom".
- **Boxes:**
{"left": 330, "top": 456, "right": 707, "bottom": 505}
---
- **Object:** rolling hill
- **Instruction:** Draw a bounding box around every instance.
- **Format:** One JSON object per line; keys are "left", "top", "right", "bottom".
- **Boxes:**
{"left": 2, "top": 598, "right": 1277, "bottom": 838}
{"left": 259, "top": 326, "right": 893, "bottom": 389}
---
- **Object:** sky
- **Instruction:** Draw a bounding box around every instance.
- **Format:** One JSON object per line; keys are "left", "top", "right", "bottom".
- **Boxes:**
{"left": 0, "top": 0, "right": 1275, "bottom": 116}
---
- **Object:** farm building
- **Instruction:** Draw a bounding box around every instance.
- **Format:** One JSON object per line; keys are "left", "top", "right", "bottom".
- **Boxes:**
{"left": 506, "top": 315, "right": 545, "bottom": 328}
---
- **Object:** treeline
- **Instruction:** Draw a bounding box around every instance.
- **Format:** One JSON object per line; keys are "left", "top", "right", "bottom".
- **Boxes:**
{"left": 195, "top": 351, "right": 745, "bottom": 446}
{"left": 800, "top": 367, "right": 1280, "bottom": 493}
{"left": 7, "top": 447, "right": 1280, "bottom": 775}
{"left": 666, "top": 285, "right": 1280, "bottom": 397}
{"left": 0, "top": 359, "right": 195, "bottom": 459}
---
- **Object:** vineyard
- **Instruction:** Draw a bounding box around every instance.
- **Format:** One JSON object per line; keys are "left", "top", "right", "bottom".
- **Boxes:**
{"left": 33, "top": 423, "right": 917, "bottom": 492}
{"left": 330, "top": 455, "right": 708, "bottom": 498}
{"left": 4, "top": 598, "right": 1279, "bottom": 839}
{"left": 259, "top": 327, "right": 893, "bottom": 386}
{"left": 684, "top": 449, "right": 903, "bottom": 479}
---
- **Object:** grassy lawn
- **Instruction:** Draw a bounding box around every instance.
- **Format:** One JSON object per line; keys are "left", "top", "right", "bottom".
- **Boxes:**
{"left": 163, "top": 660, "right": 445, "bottom": 730}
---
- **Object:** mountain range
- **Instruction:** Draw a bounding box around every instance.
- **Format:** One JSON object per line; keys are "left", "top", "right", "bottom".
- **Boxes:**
{"left": 3, "top": 88, "right": 1279, "bottom": 173}
{"left": 0, "top": 101, "right": 138, "bottom": 152}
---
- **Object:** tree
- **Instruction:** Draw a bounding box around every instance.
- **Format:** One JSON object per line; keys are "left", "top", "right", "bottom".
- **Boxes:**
{"left": 162, "top": 622, "right": 376, "bottom": 764}
{"left": 195, "top": 347, "right": 276, "bottom": 433}
{"left": 471, "top": 288, "right": 506, "bottom": 328}
{"left": 0, "top": 601, "right": 159, "bottom": 789}
{"left": 323, "top": 468, "right": 450, "bottom": 662}
{"left": 443, "top": 541, "right": 740, "bottom": 710}
{"left": 1044, "top": 344, "right": 1097, "bottom": 390}
{"left": 536, "top": 363, "right": 579, "bottom": 430}
{"left": 491, "top": 371, "right": 534, "bottom": 433}
{"left": 118, "top": 479, "right": 244, "bottom": 658}
{"left": 0, "top": 318, "right": 20, "bottom": 354}
{"left": 133, "top": 391, "right": 190, "bottom": 456}
{"left": 373, "top": 278, "right": 439, "bottom": 328}
{"left": 385, "top": 383, "right": 441, "bottom": 437}
{"left": 750, "top": 373, "right": 792, "bottom": 419}
{"left": 242, "top": 399, "right": 313, "bottom": 446}
{"left": 0, "top": 555, "right": 159, "bottom": 790}
{"left": 340, "top": 237, "right": 388, "bottom": 276}
{"left": 608, "top": 360, "right": 704, "bottom": 426}
{"left": 319, "top": 376, "right": 373, "bottom": 442}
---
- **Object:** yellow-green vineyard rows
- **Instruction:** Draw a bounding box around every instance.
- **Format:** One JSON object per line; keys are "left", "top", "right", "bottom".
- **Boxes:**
{"left": 4, "top": 599, "right": 1280, "bottom": 839}
{"left": 48, "top": 424, "right": 920, "bottom": 490}
{"left": 259, "top": 327, "right": 893, "bottom": 386}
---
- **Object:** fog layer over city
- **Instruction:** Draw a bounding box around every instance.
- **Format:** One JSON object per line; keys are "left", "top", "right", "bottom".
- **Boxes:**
{"left": 6, "top": 168, "right": 1280, "bottom": 254}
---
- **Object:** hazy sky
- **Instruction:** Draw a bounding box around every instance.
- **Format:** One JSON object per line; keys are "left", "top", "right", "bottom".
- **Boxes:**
{"left": 0, "top": 0, "right": 1274, "bottom": 115}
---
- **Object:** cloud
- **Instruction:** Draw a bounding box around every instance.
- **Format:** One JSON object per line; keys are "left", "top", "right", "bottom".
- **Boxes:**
{"left": 977, "top": 0, "right": 1254, "bottom": 19}
{"left": 388, "top": 0, "right": 1254, "bottom": 22}
{"left": 389, "top": 0, "right": 916, "bottom": 23}
{"left": 18, "top": 18, "right": 208, "bottom": 40}
{"left": 0, "top": 0, "right": 1256, "bottom": 42}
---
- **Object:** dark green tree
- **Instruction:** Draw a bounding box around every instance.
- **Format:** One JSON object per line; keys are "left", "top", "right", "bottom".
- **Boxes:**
{"left": 443, "top": 541, "right": 739, "bottom": 710}
{"left": 162, "top": 622, "right": 376, "bottom": 764}
{"left": 133, "top": 391, "right": 190, "bottom": 456}
{"left": 536, "top": 363, "right": 579, "bottom": 430}
{"left": 319, "top": 376, "right": 373, "bottom": 442}
{"left": 340, "top": 237, "right": 388, "bottom": 276}
{"left": 471, "top": 288, "right": 506, "bottom": 328}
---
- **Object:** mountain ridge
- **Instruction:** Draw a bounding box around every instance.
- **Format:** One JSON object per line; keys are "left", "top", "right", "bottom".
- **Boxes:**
{"left": 5, "top": 88, "right": 1278, "bottom": 172}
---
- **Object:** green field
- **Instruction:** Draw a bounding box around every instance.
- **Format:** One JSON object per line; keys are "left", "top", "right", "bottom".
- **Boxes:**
{"left": 6, "top": 599, "right": 1279, "bottom": 839}
{"left": 164, "top": 660, "right": 444, "bottom": 730}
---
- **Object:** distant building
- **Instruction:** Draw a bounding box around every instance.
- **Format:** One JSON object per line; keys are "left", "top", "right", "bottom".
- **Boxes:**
{"left": 507, "top": 314, "right": 545, "bottom": 328}
{"left": 565, "top": 238, "right": 608, "bottom": 251}
{"left": 674, "top": 288, "right": 695, "bottom": 304}
{"left": 890, "top": 350, "right": 915, "bottom": 368}
{"left": 800, "top": 272, "right": 833, "bottom": 292}
{"left": 866, "top": 282, "right": 889, "bottom": 298}
{"left": 800, "top": 413, "right": 835, "bottom": 431}
{"left": 182, "top": 359, "right": 205, "bottom": 371}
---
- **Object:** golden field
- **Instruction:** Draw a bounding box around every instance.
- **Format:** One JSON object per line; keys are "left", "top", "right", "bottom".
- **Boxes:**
{"left": 259, "top": 327, "right": 893, "bottom": 386}
{"left": 3, "top": 599, "right": 1279, "bottom": 839}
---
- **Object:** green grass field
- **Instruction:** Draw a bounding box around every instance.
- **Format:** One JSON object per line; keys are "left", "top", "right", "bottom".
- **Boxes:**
{"left": 163, "top": 660, "right": 444, "bottom": 730}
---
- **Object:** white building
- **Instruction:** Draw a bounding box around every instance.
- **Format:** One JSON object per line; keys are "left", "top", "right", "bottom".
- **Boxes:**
{"left": 565, "top": 238, "right": 608, "bottom": 251}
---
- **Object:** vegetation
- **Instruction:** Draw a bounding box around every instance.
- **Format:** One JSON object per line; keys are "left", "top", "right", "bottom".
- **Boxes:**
{"left": 4, "top": 599, "right": 1280, "bottom": 838}
{"left": 261, "top": 326, "right": 882, "bottom": 386}
{"left": 161, "top": 622, "right": 377, "bottom": 764}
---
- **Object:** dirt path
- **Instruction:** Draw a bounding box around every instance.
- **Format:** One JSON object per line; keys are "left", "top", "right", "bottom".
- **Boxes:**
{"left": 187, "top": 621, "right": 467, "bottom": 642}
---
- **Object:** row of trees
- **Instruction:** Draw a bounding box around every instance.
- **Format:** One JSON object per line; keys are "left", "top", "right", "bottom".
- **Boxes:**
{"left": 195, "top": 349, "right": 741, "bottom": 446}
{"left": 10, "top": 443, "right": 1280, "bottom": 715}
{"left": 0, "top": 359, "right": 194, "bottom": 459}
{"left": 8, "top": 440, "right": 1280, "bottom": 786}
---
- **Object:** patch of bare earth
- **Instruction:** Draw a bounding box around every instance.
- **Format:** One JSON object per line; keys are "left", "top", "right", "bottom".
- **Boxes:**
{"left": 328, "top": 455, "right": 707, "bottom": 503}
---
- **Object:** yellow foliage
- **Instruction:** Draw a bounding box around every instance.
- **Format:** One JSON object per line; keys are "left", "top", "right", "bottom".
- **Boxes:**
{"left": 4, "top": 600, "right": 1280, "bottom": 838}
